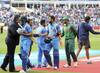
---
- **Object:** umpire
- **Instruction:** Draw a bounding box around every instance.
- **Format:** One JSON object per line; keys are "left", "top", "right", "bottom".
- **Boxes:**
{"left": 1, "top": 15, "right": 20, "bottom": 72}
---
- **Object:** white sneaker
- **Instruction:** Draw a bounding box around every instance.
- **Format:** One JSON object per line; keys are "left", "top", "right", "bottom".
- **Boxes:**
{"left": 46, "top": 65, "right": 52, "bottom": 69}
{"left": 74, "top": 62, "right": 78, "bottom": 67}
{"left": 54, "top": 66, "right": 58, "bottom": 70}
{"left": 87, "top": 60, "right": 92, "bottom": 64}
{"left": 63, "top": 64, "right": 70, "bottom": 68}
{"left": 19, "top": 70, "right": 26, "bottom": 73}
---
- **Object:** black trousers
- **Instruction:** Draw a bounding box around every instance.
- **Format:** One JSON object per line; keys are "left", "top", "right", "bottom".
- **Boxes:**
{"left": 1, "top": 42, "right": 16, "bottom": 71}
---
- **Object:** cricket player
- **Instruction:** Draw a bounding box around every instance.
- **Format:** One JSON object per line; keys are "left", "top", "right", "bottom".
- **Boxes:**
{"left": 37, "top": 19, "right": 47, "bottom": 68}
{"left": 43, "top": 16, "right": 61, "bottom": 70}
{"left": 19, "top": 17, "right": 33, "bottom": 73}
{"left": 18, "top": 16, "right": 35, "bottom": 69}
{"left": 62, "top": 16, "right": 78, "bottom": 68}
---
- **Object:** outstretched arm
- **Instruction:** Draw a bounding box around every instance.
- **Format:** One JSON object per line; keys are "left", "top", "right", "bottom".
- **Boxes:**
{"left": 22, "top": 32, "right": 33, "bottom": 36}
{"left": 87, "top": 25, "right": 100, "bottom": 34}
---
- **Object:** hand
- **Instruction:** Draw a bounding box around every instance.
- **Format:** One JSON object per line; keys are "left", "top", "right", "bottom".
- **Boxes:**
{"left": 17, "top": 28, "right": 24, "bottom": 34}
{"left": 47, "top": 35, "right": 53, "bottom": 39}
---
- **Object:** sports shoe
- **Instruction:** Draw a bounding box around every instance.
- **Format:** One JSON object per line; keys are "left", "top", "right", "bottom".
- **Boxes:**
{"left": 63, "top": 64, "right": 70, "bottom": 68}
{"left": 54, "top": 66, "right": 58, "bottom": 70}
{"left": 19, "top": 70, "right": 26, "bottom": 73}
{"left": 74, "top": 62, "right": 78, "bottom": 67}
{"left": 46, "top": 65, "right": 52, "bottom": 69}
{"left": 1, "top": 66, "right": 7, "bottom": 71}
{"left": 10, "top": 70, "right": 19, "bottom": 72}
{"left": 87, "top": 60, "right": 92, "bottom": 64}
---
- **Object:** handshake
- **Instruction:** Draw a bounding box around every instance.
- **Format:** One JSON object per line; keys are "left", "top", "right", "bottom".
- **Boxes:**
{"left": 17, "top": 28, "right": 24, "bottom": 34}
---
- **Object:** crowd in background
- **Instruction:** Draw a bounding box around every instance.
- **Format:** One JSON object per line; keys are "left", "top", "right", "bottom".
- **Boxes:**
{"left": 0, "top": 4, "right": 100, "bottom": 29}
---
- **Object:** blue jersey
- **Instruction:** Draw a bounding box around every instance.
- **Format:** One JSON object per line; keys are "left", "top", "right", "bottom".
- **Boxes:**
{"left": 20, "top": 23, "right": 32, "bottom": 45}
{"left": 37, "top": 26, "right": 48, "bottom": 44}
{"left": 47, "top": 22, "right": 61, "bottom": 38}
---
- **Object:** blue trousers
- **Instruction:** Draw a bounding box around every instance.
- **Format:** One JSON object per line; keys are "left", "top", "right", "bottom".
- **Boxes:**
{"left": 20, "top": 41, "right": 31, "bottom": 71}
{"left": 44, "top": 38, "right": 59, "bottom": 68}
{"left": 38, "top": 43, "right": 47, "bottom": 66}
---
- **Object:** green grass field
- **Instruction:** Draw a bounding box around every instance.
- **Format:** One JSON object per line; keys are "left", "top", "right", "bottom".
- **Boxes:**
{"left": 0, "top": 31, "right": 100, "bottom": 54}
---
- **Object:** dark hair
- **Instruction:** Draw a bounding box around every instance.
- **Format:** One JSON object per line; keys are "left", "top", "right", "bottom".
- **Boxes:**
{"left": 21, "top": 16, "right": 27, "bottom": 23}
{"left": 85, "top": 16, "right": 91, "bottom": 22}
{"left": 40, "top": 20, "right": 45, "bottom": 25}
{"left": 50, "top": 15, "right": 55, "bottom": 21}
{"left": 20, "top": 16, "right": 27, "bottom": 26}
{"left": 27, "top": 19, "right": 32, "bottom": 23}
{"left": 14, "top": 14, "right": 20, "bottom": 22}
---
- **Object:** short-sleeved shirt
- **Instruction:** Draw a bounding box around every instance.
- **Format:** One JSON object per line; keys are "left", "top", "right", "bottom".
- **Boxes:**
{"left": 20, "top": 23, "right": 32, "bottom": 45}
{"left": 78, "top": 22, "right": 94, "bottom": 41}
{"left": 37, "top": 26, "right": 48, "bottom": 44}
{"left": 47, "top": 22, "right": 61, "bottom": 39}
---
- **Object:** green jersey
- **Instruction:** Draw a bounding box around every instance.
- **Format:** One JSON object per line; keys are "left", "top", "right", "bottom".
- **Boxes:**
{"left": 62, "top": 24, "right": 77, "bottom": 40}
